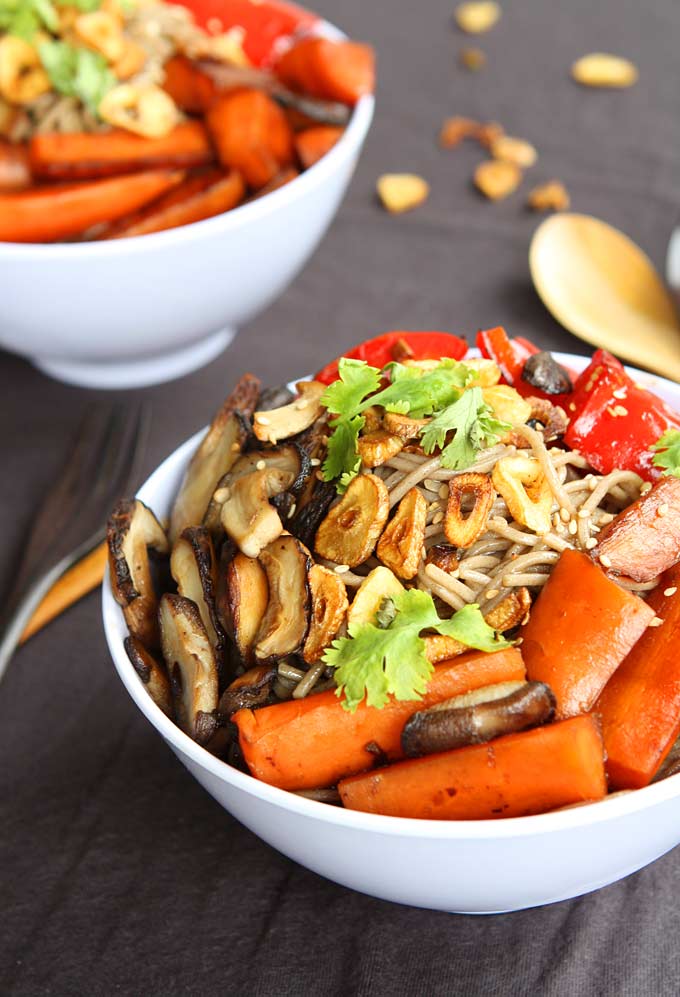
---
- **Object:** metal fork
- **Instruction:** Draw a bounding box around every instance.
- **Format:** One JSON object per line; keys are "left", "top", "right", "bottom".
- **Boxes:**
{"left": 0, "top": 401, "right": 150, "bottom": 682}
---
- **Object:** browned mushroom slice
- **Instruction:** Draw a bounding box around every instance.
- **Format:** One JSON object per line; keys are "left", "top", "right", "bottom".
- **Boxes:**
{"left": 170, "top": 526, "right": 223, "bottom": 655}
{"left": 218, "top": 664, "right": 277, "bottom": 717}
{"left": 314, "top": 474, "right": 390, "bottom": 567}
{"left": 159, "top": 593, "right": 219, "bottom": 745}
{"left": 252, "top": 381, "right": 325, "bottom": 444}
{"left": 124, "top": 635, "right": 173, "bottom": 718}
{"left": 288, "top": 479, "right": 336, "bottom": 549}
{"left": 203, "top": 444, "right": 310, "bottom": 540}
{"left": 484, "top": 587, "right": 531, "bottom": 632}
{"left": 169, "top": 372, "right": 260, "bottom": 543}
{"left": 217, "top": 551, "right": 269, "bottom": 662}
{"left": 303, "top": 564, "right": 349, "bottom": 663}
{"left": 357, "top": 430, "right": 404, "bottom": 468}
{"left": 254, "top": 535, "right": 312, "bottom": 660}
{"left": 444, "top": 473, "right": 496, "bottom": 548}
{"left": 401, "top": 680, "right": 556, "bottom": 757}
{"left": 382, "top": 411, "right": 430, "bottom": 440}
{"left": 220, "top": 466, "right": 296, "bottom": 558}
{"left": 107, "top": 498, "right": 169, "bottom": 649}
{"left": 377, "top": 487, "right": 427, "bottom": 579}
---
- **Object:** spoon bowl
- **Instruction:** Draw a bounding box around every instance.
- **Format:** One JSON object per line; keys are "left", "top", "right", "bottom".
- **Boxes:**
{"left": 529, "top": 213, "right": 680, "bottom": 382}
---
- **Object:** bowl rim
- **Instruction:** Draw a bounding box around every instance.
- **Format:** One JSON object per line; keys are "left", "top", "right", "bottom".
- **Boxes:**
{"left": 0, "top": 15, "right": 375, "bottom": 258}
{"left": 102, "top": 350, "right": 680, "bottom": 839}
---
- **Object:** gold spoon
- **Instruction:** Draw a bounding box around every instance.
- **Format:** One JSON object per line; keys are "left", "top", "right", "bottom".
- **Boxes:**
{"left": 529, "top": 213, "right": 680, "bottom": 382}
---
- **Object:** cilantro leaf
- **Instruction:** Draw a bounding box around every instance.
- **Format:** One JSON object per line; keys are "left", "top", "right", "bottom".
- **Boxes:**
{"left": 420, "top": 387, "right": 510, "bottom": 470}
{"left": 39, "top": 40, "right": 115, "bottom": 116}
{"left": 0, "top": 0, "right": 59, "bottom": 37}
{"left": 323, "top": 588, "right": 511, "bottom": 711}
{"left": 651, "top": 430, "right": 680, "bottom": 478}
{"left": 372, "top": 359, "right": 474, "bottom": 418}
{"left": 321, "top": 358, "right": 381, "bottom": 416}
{"left": 322, "top": 413, "right": 364, "bottom": 490}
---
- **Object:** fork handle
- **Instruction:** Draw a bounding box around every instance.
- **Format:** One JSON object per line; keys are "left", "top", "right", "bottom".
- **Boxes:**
{"left": 0, "top": 532, "right": 103, "bottom": 684}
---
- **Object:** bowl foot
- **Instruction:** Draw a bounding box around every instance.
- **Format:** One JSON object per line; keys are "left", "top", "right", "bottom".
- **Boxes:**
{"left": 33, "top": 327, "right": 236, "bottom": 389}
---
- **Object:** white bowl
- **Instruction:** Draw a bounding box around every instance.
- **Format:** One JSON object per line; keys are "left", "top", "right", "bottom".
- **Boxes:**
{"left": 102, "top": 352, "right": 680, "bottom": 913}
{"left": 0, "top": 24, "right": 373, "bottom": 390}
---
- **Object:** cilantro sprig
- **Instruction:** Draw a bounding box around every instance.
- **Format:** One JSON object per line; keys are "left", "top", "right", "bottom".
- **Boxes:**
{"left": 321, "top": 358, "right": 475, "bottom": 491}
{"left": 651, "top": 430, "right": 680, "bottom": 478}
{"left": 0, "top": 0, "right": 59, "bottom": 40}
{"left": 323, "top": 589, "right": 511, "bottom": 712}
{"left": 420, "top": 387, "right": 511, "bottom": 470}
{"left": 38, "top": 39, "right": 115, "bottom": 115}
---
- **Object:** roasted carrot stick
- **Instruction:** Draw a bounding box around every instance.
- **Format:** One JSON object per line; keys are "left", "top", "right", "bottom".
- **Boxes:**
{"left": 596, "top": 564, "right": 680, "bottom": 789}
{"left": 0, "top": 170, "right": 185, "bottom": 243}
{"left": 338, "top": 715, "right": 607, "bottom": 820}
{"left": 103, "top": 169, "right": 244, "bottom": 239}
{"left": 162, "top": 55, "right": 220, "bottom": 113}
{"left": 233, "top": 648, "right": 525, "bottom": 791}
{"left": 29, "top": 122, "right": 213, "bottom": 180}
{"left": 276, "top": 38, "right": 375, "bottom": 106}
{"left": 520, "top": 549, "right": 655, "bottom": 719}
{"left": 294, "top": 125, "right": 343, "bottom": 168}
{"left": 205, "top": 88, "right": 294, "bottom": 189}
{"left": 0, "top": 140, "right": 32, "bottom": 191}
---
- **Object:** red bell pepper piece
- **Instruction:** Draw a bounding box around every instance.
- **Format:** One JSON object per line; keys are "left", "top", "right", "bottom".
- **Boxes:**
{"left": 564, "top": 350, "right": 680, "bottom": 481}
{"left": 476, "top": 326, "right": 575, "bottom": 407}
{"left": 314, "top": 331, "right": 469, "bottom": 385}
{"left": 178, "top": 0, "right": 316, "bottom": 67}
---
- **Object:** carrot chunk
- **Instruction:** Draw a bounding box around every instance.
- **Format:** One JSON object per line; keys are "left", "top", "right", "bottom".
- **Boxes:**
{"left": 593, "top": 476, "right": 680, "bottom": 583}
{"left": 103, "top": 169, "right": 245, "bottom": 239}
{"left": 29, "top": 122, "right": 213, "bottom": 180}
{"left": 520, "top": 549, "right": 655, "bottom": 719}
{"left": 294, "top": 125, "right": 343, "bottom": 168}
{"left": 162, "top": 55, "right": 219, "bottom": 113}
{"left": 276, "top": 38, "right": 375, "bottom": 106}
{"left": 596, "top": 563, "right": 680, "bottom": 789}
{"left": 233, "top": 648, "right": 525, "bottom": 791}
{"left": 0, "top": 140, "right": 32, "bottom": 191}
{"left": 0, "top": 170, "right": 185, "bottom": 243}
{"left": 205, "top": 89, "right": 294, "bottom": 189}
{"left": 338, "top": 715, "right": 607, "bottom": 820}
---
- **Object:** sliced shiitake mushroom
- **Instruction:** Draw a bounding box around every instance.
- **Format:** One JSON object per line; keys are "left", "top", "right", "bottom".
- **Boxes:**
{"left": 170, "top": 526, "right": 223, "bottom": 655}
{"left": 254, "top": 535, "right": 312, "bottom": 660}
{"left": 159, "top": 593, "right": 219, "bottom": 745}
{"left": 377, "top": 487, "right": 427, "bottom": 579}
{"left": 124, "top": 635, "right": 173, "bottom": 717}
{"left": 252, "top": 381, "right": 325, "bottom": 444}
{"left": 256, "top": 384, "right": 295, "bottom": 411}
{"left": 217, "top": 551, "right": 269, "bottom": 663}
{"left": 107, "top": 498, "right": 169, "bottom": 649}
{"left": 357, "top": 430, "right": 404, "bottom": 468}
{"left": 220, "top": 466, "right": 296, "bottom": 558}
{"left": 302, "top": 564, "right": 349, "bottom": 663}
{"left": 288, "top": 478, "right": 336, "bottom": 549}
{"left": 526, "top": 397, "right": 569, "bottom": 442}
{"left": 315, "top": 473, "right": 390, "bottom": 567}
{"left": 521, "top": 351, "right": 573, "bottom": 396}
{"left": 169, "top": 372, "right": 260, "bottom": 543}
{"left": 401, "top": 680, "right": 556, "bottom": 757}
{"left": 218, "top": 664, "right": 277, "bottom": 717}
{"left": 203, "top": 444, "right": 310, "bottom": 540}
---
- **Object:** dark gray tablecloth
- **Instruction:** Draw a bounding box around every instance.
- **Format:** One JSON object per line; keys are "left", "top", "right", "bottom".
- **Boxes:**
{"left": 3, "top": 1, "right": 680, "bottom": 994}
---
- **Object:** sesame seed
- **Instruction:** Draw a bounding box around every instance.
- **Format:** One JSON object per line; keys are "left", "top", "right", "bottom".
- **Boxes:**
{"left": 552, "top": 512, "right": 561, "bottom": 529}
{"left": 214, "top": 487, "right": 230, "bottom": 503}
{"left": 256, "top": 459, "right": 266, "bottom": 471}
{"left": 612, "top": 387, "right": 627, "bottom": 400}
{"left": 560, "top": 508, "right": 570, "bottom": 523}
{"left": 516, "top": 636, "right": 525, "bottom": 645}
{"left": 485, "top": 589, "right": 499, "bottom": 599}
{"left": 588, "top": 478, "right": 597, "bottom": 491}
{"left": 231, "top": 441, "right": 241, "bottom": 452}
{"left": 334, "top": 564, "right": 350, "bottom": 573}
{"left": 439, "top": 485, "right": 449, "bottom": 500}
{"left": 649, "top": 616, "right": 664, "bottom": 628}
{"left": 664, "top": 587, "right": 677, "bottom": 597}
{"left": 432, "top": 511, "right": 444, "bottom": 525}
{"left": 521, "top": 614, "right": 530, "bottom": 626}
{"left": 255, "top": 414, "right": 270, "bottom": 425}
{"left": 310, "top": 457, "right": 321, "bottom": 466}
{"left": 315, "top": 470, "right": 325, "bottom": 480}
{"left": 599, "top": 554, "right": 612, "bottom": 568}
{"left": 288, "top": 502, "right": 296, "bottom": 517}
{"left": 424, "top": 478, "right": 440, "bottom": 492}
{"left": 658, "top": 503, "right": 669, "bottom": 517}
{"left": 569, "top": 402, "right": 576, "bottom": 412}
{"left": 568, "top": 520, "right": 578, "bottom": 535}
{"left": 585, "top": 537, "right": 597, "bottom": 550}
{"left": 599, "top": 513, "right": 614, "bottom": 524}
{"left": 640, "top": 482, "right": 653, "bottom": 495}
{"left": 606, "top": 406, "right": 617, "bottom": 418}
{"left": 577, "top": 508, "right": 590, "bottom": 519}
{"left": 295, "top": 399, "right": 309, "bottom": 410}
{"left": 613, "top": 405, "right": 628, "bottom": 417}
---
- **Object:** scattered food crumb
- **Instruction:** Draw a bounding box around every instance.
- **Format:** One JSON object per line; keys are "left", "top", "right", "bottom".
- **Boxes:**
{"left": 454, "top": 1, "right": 502, "bottom": 35}
{"left": 439, "top": 115, "right": 480, "bottom": 148}
{"left": 473, "top": 159, "right": 521, "bottom": 200}
{"left": 571, "top": 53, "right": 638, "bottom": 88}
{"left": 527, "top": 179, "right": 570, "bottom": 211}
{"left": 377, "top": 173, "right": 430, "bottom": 213}
{"left": 475, "top": 120, "right": 505, "bottom": 149}
{"left": 459, "top": 47, "right": 486, "bottom": 70}
{"left": 490, "top": 135, "right": 537, "bottom": 168}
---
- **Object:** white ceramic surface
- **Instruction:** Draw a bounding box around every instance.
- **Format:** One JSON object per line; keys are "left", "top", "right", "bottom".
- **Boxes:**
{"left": 102, "top": 353, "right": 680, "bottom": 913}
{"left": 0, "top": 22, "right": 373, "bottom": 389}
